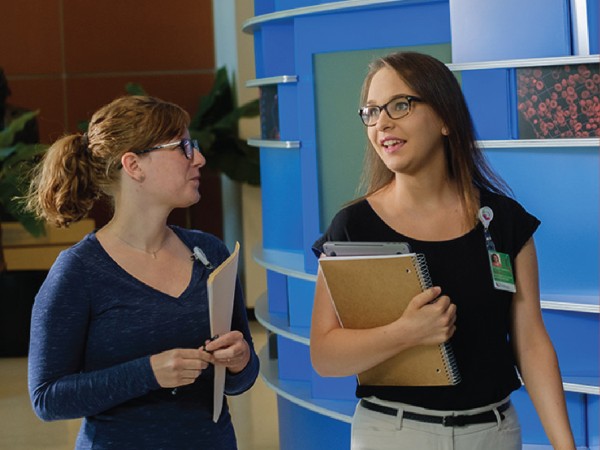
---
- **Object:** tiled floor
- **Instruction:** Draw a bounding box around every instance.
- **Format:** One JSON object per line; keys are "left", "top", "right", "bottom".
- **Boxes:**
{"left": 0, "top": 321, "right": 279, "bottom": 450}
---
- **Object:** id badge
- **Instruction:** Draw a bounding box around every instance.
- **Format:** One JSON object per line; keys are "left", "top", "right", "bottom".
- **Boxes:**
{"left": 488, "top": 251, "right": 516, "bottom": 293}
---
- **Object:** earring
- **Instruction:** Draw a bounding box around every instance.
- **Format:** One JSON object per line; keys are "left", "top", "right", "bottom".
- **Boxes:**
{"left": 442, "top": 127, "right": 449, "bottom": 136}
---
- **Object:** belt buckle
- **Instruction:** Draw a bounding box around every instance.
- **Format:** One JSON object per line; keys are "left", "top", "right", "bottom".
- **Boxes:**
{"left": 442, "top": 415, "right": 467, "bottom": 427}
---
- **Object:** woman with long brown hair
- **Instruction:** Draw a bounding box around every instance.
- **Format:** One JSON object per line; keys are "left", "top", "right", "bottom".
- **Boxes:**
{"left": 311, "top": 52, "right": 574, "bottom": 449}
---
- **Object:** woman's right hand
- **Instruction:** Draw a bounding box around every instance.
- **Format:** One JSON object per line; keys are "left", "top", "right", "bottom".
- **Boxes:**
{"left": 311, "top": 268, "right": 456, "bottom": 377}
{"left": 150, "top": 348, "right": 210, "bottom": 388}
{"left": 398, "top": 286, "right": 457, "bottom": 346}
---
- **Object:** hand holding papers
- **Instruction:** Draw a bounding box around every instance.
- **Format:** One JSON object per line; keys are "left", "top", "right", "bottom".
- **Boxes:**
{"left": 206, "top": 242, "right": 240, "bottom": 422}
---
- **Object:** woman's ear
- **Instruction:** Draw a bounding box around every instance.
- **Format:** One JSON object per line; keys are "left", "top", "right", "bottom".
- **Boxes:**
{"left": 441, "top": 126, "right": 449, "bottom": 136}
{"left": 120, "top": 152, "right": 145, "bottom": 182}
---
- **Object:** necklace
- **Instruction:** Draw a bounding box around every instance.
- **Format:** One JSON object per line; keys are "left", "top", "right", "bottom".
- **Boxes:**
{"left": 115, "top": 231, "right": 170, "bottom": 259}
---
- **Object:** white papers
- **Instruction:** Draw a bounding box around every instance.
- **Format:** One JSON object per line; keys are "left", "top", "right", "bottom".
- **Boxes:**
{"left": 207, "top": 242, "right": 240, "bottom": 422}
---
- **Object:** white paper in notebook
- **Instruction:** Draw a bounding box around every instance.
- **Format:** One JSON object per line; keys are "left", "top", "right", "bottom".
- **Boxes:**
{"left": 207, "top": 241, "right": 240, "bottom": 422}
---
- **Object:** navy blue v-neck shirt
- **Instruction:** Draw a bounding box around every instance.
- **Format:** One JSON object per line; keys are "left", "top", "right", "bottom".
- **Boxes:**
{"left": 29, "top": 226, "right": 259, "bottom": 449}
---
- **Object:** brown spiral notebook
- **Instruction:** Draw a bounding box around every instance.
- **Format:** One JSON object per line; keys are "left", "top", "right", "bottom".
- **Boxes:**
{"left": 319, "top": 253, "right": 461, "bottom": 386}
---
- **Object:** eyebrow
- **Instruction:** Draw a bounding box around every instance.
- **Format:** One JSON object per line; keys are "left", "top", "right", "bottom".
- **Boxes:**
{"left": 364, "top": 93, "right": 415, "bottom": 105}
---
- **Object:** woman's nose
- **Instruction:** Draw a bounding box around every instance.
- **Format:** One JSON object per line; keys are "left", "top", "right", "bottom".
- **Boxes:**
{"left": 375, "top": 108, "right": 394, "bottom": 130}
{"left": 193, "top": 148, "right": 206, "bottom": 167}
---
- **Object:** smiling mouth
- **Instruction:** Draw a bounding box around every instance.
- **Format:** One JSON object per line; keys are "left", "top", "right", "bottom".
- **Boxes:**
{"left": 381, "top": 139, "right": 405, "bottom": 152}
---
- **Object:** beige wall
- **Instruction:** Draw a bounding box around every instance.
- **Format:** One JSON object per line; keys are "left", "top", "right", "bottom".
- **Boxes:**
{"left": 234, "top": 1, "right": 267, "bottom": 309}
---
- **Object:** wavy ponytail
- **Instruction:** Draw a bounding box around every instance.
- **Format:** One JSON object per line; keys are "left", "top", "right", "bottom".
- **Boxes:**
{"left": 26, "top": 133, "right": 101, "bottom": 227}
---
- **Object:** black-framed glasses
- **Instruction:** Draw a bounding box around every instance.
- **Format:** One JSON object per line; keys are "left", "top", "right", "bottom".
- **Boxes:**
{"left": 134, "top": 139, "right": 200, "bottom": 160}
{"left": 358, "top": 95, "right": 423, "bottom": 127}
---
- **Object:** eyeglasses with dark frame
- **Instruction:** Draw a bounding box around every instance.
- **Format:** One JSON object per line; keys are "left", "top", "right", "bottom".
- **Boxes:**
{"left": 358, "top": 95, "right": 423, "bottom": 127}
{"left": 134, "top": 139, "right": 201, "bottom": 160}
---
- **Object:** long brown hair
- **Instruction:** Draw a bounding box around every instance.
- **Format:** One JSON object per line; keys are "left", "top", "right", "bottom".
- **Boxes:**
{"left": 358, "top": 51, "right": 511, "bottom": 225}
{"left": 26, "top": 96, "right": 190, "bottom": 227}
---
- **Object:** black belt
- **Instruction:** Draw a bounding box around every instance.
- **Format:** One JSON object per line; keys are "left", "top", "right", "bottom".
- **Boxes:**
{"left": 360, "top": 399, "right": 510, "bottom": 427}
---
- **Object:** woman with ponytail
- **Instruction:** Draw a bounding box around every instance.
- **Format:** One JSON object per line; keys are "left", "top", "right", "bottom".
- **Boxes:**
{"left": 26, "top": 95, "right": 258, "bottom": 449}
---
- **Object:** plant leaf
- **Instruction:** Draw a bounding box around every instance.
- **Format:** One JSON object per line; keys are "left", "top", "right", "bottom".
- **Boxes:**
{"left": 15, "top": 213, "right": 47, "bottom": 237}
{"left": 77, "top": 120, "right": 89, "bottom": 133}
{"left": 213, "top": 99, "right": 260, "bottom": 131}
{"left": 190, "top": 67, "right": 234, "bottom": 130}
{"left": 0, "top": 142, "right": 46, "bottom": 171}
{"left": 0, "top": 173, "right": 45, "bottom": 237}
{"left": 0, "top": 145, "right": 16, "bottom": 162}
{"left": 0, "top": 110, "right": 39, "bottom": 148}
{"left": 125, "top": 83, "right": 147, "bottom": 96}
{"left": 0, "top": 112, "right": 48, "bottom": 236}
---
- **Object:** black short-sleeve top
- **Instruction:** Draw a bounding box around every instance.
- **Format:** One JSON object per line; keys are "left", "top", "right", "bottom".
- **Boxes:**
{"left": 312, "top": 190, "right": 540, "bottom": 410}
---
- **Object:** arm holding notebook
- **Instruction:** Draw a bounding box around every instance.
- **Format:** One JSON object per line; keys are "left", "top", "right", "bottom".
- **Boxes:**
{"left": 310, "top": 270, "right": 456, "bottom": 378}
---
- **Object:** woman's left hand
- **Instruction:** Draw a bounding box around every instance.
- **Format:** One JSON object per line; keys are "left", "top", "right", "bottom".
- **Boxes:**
{"left": 202, "top": 331, "right": 251, "bottom": 374}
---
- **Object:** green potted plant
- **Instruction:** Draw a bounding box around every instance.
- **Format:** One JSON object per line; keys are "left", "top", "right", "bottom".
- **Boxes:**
{"left": 188, "top": 66, "right": 260, "bottom": 186}
{"left": 0, "top": 110, "right": 47, "bottom": 271}
{"left": 0, "top": 67, "right": 48, "bottom": 271}
{"left": 0, "top": 106, "right": 48, "bottom": 357}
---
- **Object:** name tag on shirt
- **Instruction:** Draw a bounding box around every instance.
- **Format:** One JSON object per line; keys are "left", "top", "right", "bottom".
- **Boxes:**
{"left": 488, "top": 251, "right": 516, "bottom": 293}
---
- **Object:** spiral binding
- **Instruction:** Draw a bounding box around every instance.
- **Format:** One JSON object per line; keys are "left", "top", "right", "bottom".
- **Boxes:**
{"left": 414, "top": 254, "right": 433, "bottom": 290}
{"left": 414, "top": 253, "right": 462, "bottom": 385}
{"left": 441, "top": 342, "right": 462, "bottom": 384}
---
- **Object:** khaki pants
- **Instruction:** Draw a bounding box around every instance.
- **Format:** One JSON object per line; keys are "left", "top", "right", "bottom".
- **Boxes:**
{"left": 351, "top": 396, "right": 521, "bottom": 450}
